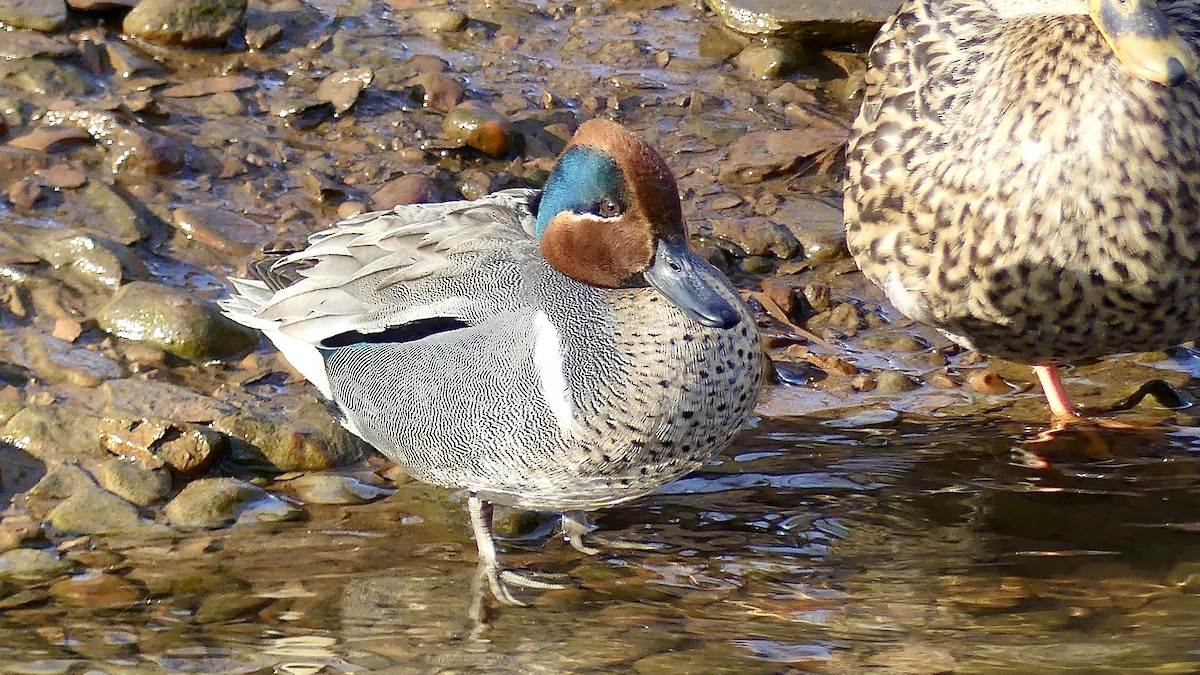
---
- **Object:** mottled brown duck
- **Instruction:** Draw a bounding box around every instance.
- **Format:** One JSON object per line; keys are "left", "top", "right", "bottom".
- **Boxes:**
{"left": 844, "top": 0, "right": 1200, "bottom": 421}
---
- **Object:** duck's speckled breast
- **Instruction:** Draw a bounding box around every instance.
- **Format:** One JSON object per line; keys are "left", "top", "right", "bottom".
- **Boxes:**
{"left": 845, "top": 0, "right": 1200, "bottom": 363}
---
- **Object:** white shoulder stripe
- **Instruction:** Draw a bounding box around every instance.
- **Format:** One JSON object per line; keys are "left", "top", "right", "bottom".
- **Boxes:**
{"left": 532, "top": 310, "right": 574, "bottom": 434}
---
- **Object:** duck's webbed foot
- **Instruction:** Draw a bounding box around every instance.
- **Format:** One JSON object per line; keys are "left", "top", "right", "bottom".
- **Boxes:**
{"left": 469, "top": 495, "right": 571, "bottom": 606}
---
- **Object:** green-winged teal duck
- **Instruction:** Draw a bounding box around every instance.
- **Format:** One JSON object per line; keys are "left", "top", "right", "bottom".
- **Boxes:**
{"left": 221, "top": 119, "right": 763, "bottom": 604}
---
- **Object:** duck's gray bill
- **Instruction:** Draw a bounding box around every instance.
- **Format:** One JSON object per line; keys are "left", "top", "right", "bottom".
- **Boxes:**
{"left": 644, "top": 239, "right": 741, "bottom": 329}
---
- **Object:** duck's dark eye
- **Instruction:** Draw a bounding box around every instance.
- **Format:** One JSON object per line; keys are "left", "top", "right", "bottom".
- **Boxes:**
{"left": 596, "top": 197, "right": 622, "bottom": 218}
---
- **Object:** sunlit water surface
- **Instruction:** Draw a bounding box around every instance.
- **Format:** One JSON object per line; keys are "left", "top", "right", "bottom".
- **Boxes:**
{"left": 6, "top": 416, "right": 1200, "bottom": 673}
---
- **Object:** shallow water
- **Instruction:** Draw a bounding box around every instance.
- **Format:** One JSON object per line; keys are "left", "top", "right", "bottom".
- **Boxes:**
{"left": 7, "top": 410, "right": 1200, "bottom": 673}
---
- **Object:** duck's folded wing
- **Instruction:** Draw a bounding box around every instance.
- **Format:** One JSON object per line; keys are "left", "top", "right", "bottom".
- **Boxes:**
{"left": 224, "top": 188, "right": 542, "bottom": 349}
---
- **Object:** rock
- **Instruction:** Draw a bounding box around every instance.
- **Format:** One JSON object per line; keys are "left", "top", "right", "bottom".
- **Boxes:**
{"left": 778, "top": 198, "right": 848, "bottom": 262}
{"left": 315, "top": 67, "right": 373, "bottom": 114}
{"left": 157, "top": 75, "right": 255, "bottom": 98}
{"left": 72, "top": 181, "right": 151, "bottom": 245}
{"left": 19, "top": 330, "right": 125, "bottom": 388}
{"left": 0, "top": 547, "right": 70, "bottom": 581}
{"left": 3, "top": 404, "right": 106, "bottom": 460}
{"left": 35, "top": 165, "right": 87, "bottom": 190}
{"left": 27, "top": 463, "right": 97, "bottom": 500}
{"left": 710, "top": 218, "right": 799, "bottom": 258}
{"left": 370, "top": 174, "right": 442, "bottom": 210}
{"left": 195, "top": 590, "right": 271, "bottom": 623}
{"left": 875, "top": 370, "right": 920, "bottom": 394}
{"left": 704, "top": 0, "right": 891, "bottom": 45}
{"left": 968, "top": 370, "right": 1012, "bottom": 395}
{"left": 719, "top": 127, "right": 848, "bottom": 185}
{"left": 6, "top": 177, "right": 43, "bottom": 210}
{"left": 49, "top": 570, "right": 141, "bottom": 607}
{"left": 0, "top": 0, "right": 68, "bottom": 32}
{"left": 163, "top": 477, "right": 302, "bottom": 529}
{"left": 284, "top": 473, "right": 395, "bottom": 505}
{"left": 43, "top": 110, "right": 186, "bottom": 176}
{"left": 31, "top": 228, "right": 145, "bottom": 290}
{"left": 99, "top": 415, "right": 225, "bottom": 475}
{"left": 7, "top": 126, "right": 90, "bottom": 153}
{"left": 443, "top": 102, "right": 512, "bottom": 157}
{"left": 123, "top": 0, "right": 248, "bottom": 47}
{"left": 407, "top": 72, "right": 464, "bottom": 112}
{"left": 95, "top": 459, "right": 172, "bottom": 506}
{"left": 214, "top": 401, "right": 370, "bottom": 472}
{"left": 172, "top": 206, "right": 272, "bottom": 255}
{"left": 0, "top": 58, "right": 92, "bottom": 98}
{"left": 67, "top": 0, "right": 139, "bottom": 9}
{"left": 411, "top": 8, "right": 467, "bottom": 32}
{"left": 100, "top": 378, "right": 236, "bottom": 423}
{"left": 46, "top": 485, "right": 161, "bottom": 536}
{"left": 733, "top": 42, "right": 801, "bottom": 79}
{"left": 95, "top": 281, "right": 258, "bottom": 360}
{"left": 0, "top": 30, "right": 74, "bottom": 59}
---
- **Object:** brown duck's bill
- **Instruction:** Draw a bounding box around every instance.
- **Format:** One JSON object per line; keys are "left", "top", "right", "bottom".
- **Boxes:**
{"left": 1091, "top": 0, "right": 1199, "bottom": 85}
{"left": 643, "top": 239, "right": 740, "bottom": 329}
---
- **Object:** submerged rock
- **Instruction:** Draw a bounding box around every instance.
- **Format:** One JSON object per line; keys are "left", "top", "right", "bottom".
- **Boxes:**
{"left": 443, "top": 102, "right": 512, "bottom": 157}
{"left": 30, "top": 228, "right": 142, "bottom": 290}
{"left": 0, "top": 547, "right": 71, "bottom": 581}
{"left": 123, "top": 0, "right": 248, "bottom": 47}
{"left": 96, "top": 281, "right": 258, "bottom": 360}
{"left": 164, "top": 477, "right": 302, "bottom": 529}
{"left": 49, "top": 569, "right": 141, "bottom": 607}
{"left": 284, "top": 473, "right": 395, "bottom": 505}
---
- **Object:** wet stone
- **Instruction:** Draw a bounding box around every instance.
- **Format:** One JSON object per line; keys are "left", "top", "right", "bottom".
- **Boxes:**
{"left": 3, "top": 404, "right": 106, "bottom": 460}
{"left": 95, "top": 459, "right": 172, "bottom": 506}
{"left": 0, "top": 547, "right": 71, "bottom": 581}
{"left": 46, "top": 485, "right": 160, "bottom": 536}
{"left": 0, "top": 58, "right": 92, "bottom": 98}
{"left": 316, "top": 67, "right": 373, "bottom": 114}
{"left": 27, "top": 463, "right": 97, "bottom": 500}
{"left": 49, "top": 570, "right": 140, "bottom": 607}
{"left": 19, "top": 331, "right": 125, "bottom": 388}
{"left": 284, "top": 473, "right": 395, "bottom": 505}
{"left": 73, "top": 181, "right": 150, "bottom": 245}
{"left": 875, "top": 370, "right": 920, "bottom": 394}
{"left": 35, "top": 165, "right": 86, "bottom": 190}
{"left": 214, "top": 401, "right": 370, "bottom": 472}
{"left": 123, "top": 0, "right": 248, "bottom": 47}
{"left": 371, "top": 174, "right": 442, "bottom": 210}
{"left": 99, "top": 415, "right": 224, "bottom": 476}
{"left": 733, "top": 42, "right": 801, "bottom": 79}
{"left": 718, "top": 127, "right": 848, "bottom": 184}
{"left": 704, "top": 0, "right": 891, "bottom": 44}
{"left": 173, "top": 206, "right": 272, "bottom": 255}
{"left": 443, "top": 102, "right": 512, "bottom": 157}
{"left": 163, "top": 477, "right": 302, "bottom": 529}
{"left": 0, "top": 0, "right": 68, "bottom": 32}
{"left": 0, "top": 30, "right": 74, "bottom": 59}
{"left": 100, "top": 378, "right": 237, "bottom": 423}
{"left": 195, "top": 590, "right": 271, "bottom": 624}
{"left": 411, "top": 8, "right": 467, "bottom": 32}
{"left": 407, "top": 72, "right": 465, "bottom": 112}
{"left": 67, "top": 0, "right": 138, "bottom": 9}
{"left": 710, "top": 218, "right": 799, "bottom": 259}
{"left": 96, "top": 280, "right": 258, "bottom": 360}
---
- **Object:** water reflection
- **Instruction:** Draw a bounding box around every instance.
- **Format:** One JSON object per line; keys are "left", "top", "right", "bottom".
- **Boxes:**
{"left": 6, "top": 415, "right": 1200, "bottom": 672}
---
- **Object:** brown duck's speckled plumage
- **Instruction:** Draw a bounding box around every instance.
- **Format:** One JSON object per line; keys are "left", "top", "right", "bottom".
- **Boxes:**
{"left": 844, "top": 0, "right": 1200, "bottom": 364}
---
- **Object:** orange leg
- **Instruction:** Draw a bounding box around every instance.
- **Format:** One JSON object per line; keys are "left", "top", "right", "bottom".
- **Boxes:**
{"left": 1031, "top": 364, "right": 1082, "bottom": 421}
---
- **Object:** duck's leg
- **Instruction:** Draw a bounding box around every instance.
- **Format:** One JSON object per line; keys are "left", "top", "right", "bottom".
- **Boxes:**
{"left": 561, "top": 510, "right": 600, "bottom": 555}
{"left": 1032, "top": 364, "right": 1081, "bottom": 421}
{"left": 468, "top": 495, "right": 570, "bottom": 607}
